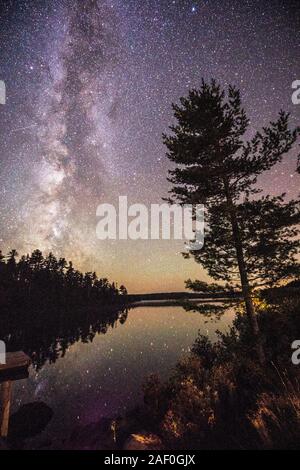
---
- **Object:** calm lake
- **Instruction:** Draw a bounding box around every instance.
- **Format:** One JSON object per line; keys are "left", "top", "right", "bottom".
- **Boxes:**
{"left": 12, "top": 303, "right": 235, "bottom": 447}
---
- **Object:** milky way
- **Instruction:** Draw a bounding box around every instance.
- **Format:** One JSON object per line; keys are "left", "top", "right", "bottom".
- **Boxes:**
{"left": 0, "top": 0, "right": 299, "bottom": 292}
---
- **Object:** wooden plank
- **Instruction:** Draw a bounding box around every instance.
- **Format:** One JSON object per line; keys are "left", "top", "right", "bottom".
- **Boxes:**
{"left": 0, "top": 352, "right": 31, "bottom": 438}
{"left": 0, "top": 381, "right": 12, "bottom": 438}
{"left": 0, "top": 352, "right": 31, "bottom": 382}
{"left": 0, "top": 351, "right": 31, "bottom": 371}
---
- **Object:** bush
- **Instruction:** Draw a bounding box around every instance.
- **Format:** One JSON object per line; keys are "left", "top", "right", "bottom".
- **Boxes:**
{"left": 142, "top": 297, "right": 300, "bottom": 449}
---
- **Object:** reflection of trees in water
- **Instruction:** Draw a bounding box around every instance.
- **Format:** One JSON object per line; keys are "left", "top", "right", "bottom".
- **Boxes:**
{"left": 180, "top": 300, "right": 231, "bottom": 322}
{"left": 0, "top": 307, "right": 128, "bottom": 370}
{"left": 0, "top": 249, "right": 128, "bottom": 369}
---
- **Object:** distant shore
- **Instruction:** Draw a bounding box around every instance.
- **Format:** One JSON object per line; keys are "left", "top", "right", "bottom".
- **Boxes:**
{"left": 127, "top": 291, "right": 242, "bottom": 307}
{"left": 129, "top": 298, "right": 236, "bottom": 307}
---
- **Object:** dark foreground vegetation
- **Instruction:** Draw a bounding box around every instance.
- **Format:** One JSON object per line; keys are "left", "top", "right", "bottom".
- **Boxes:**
{"left": 131, "top": 290, "right": 300, "bottom": 450}
{"left": 0, "top": 249, "right": 128, "bottom": 369}
{"left": 58, "top": 288, "right": 300, "bottom": 451}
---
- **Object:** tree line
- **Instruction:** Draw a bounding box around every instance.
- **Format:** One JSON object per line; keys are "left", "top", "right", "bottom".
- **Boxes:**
{"left": 0, "top": 249, "right": 127, "bottom": 312}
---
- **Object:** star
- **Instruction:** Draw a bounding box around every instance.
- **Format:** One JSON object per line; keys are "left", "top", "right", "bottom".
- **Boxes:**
{"left": 0, "top": 0, "right": 299, "bottom": 293}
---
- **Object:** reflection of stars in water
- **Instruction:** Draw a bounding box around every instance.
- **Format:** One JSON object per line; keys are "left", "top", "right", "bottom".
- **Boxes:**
{"left": 12, "top": 304, "right": 236, "bottom": 446}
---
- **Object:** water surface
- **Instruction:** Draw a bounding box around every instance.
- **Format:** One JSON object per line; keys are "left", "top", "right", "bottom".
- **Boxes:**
{"left": 12, "top": 303, "right": 234, "bottom": 446}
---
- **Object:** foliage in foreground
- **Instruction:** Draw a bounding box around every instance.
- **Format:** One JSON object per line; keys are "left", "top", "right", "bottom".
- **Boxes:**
{"left": 142, "top": 297, "right": 300, "bottom": 449}
{"left": 164, "top": 80, "right": 300, "bottom": 365}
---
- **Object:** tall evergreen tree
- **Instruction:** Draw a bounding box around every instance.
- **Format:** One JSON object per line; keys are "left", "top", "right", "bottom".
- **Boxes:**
{"left": 163, "top": 80, "right": 300, "bottom": 363}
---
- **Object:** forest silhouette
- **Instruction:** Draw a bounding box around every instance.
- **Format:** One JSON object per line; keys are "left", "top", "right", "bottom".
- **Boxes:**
{"left": 0, "top": 249, "right": 128, "bottom": 369}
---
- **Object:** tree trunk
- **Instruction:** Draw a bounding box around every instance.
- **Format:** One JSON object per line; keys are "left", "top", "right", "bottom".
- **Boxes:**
{"left": 224, "top": 181, "right": 265, "bottom": 365}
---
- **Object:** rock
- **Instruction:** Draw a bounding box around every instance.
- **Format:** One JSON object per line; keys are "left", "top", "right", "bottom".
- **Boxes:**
{"left": 123, "top": 432, "right": 163, "bottom": 450}
{"left": 63, "top": 418, "right": 117, "bottom": 450}
{"left": 8, "top": 401, "right": 53, "bottom": 440}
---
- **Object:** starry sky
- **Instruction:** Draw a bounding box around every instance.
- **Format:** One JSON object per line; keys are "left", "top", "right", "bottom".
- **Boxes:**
{"left": 0, "top": 0, "right": 299, "bottom": 293}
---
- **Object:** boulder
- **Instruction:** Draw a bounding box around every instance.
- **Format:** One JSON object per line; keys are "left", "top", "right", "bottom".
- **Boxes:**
{"left": 123, "top": 432, "right": 163, "bottom": 450}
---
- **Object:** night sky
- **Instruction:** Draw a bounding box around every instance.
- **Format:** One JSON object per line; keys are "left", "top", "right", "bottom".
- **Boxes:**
{"left": 0, "top": 0, "right": 299, "bottom": 293}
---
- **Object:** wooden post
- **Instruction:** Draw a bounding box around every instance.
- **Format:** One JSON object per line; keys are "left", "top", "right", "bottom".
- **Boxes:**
{"left": 0, "top": 351, "right": 31, "bottom": 439}
{"left": 0, "top": 381, "right": 12, "bottom": 438}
